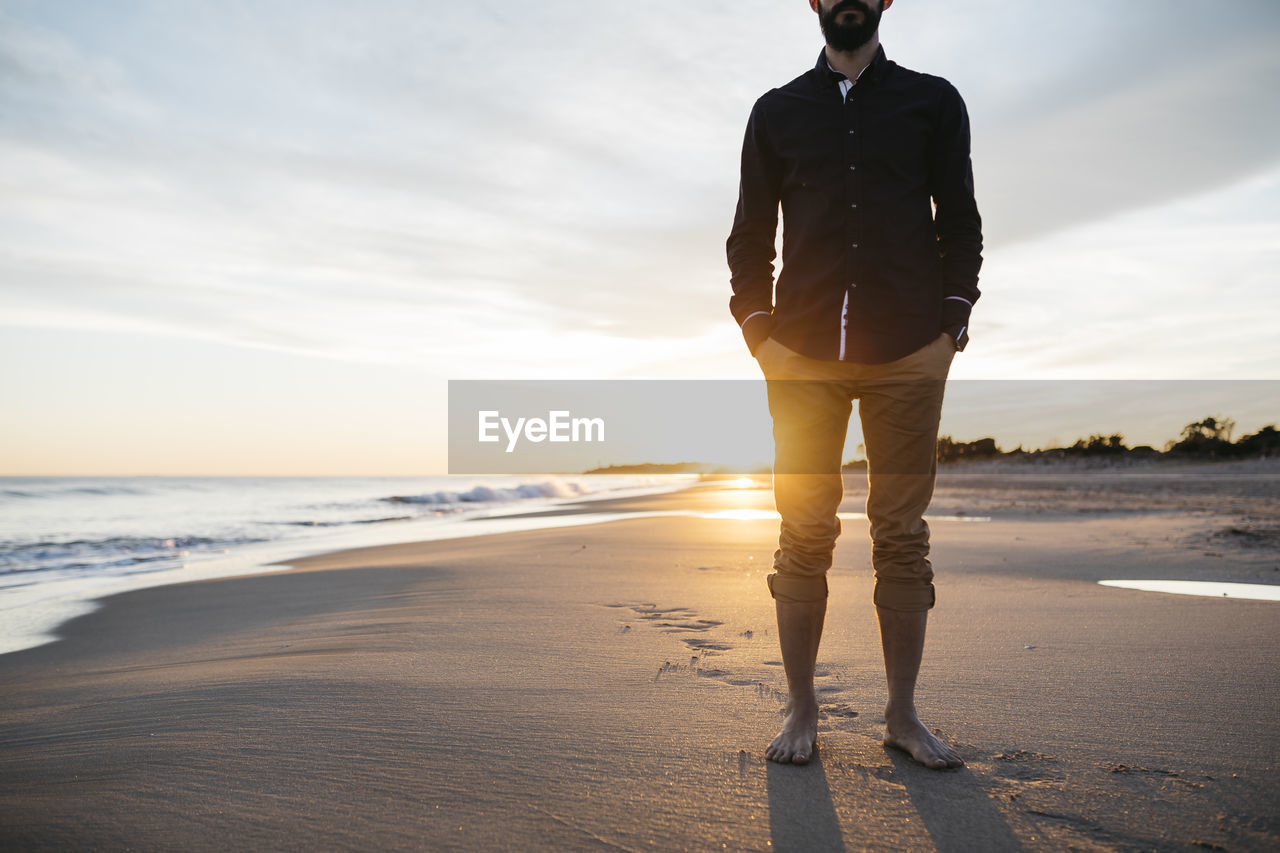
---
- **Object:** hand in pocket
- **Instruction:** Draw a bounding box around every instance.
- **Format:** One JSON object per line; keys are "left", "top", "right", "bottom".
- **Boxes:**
{"left": 742, "top": 313, "right": 775, "bottom": 357}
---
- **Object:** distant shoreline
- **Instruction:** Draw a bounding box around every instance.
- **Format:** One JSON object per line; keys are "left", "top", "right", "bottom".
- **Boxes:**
{"left": 581, "top": 454, "right": 1279, "bottom": 476}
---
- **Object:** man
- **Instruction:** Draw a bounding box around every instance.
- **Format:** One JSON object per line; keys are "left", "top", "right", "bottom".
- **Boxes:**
{"left": 726, "top": 0, "right": 982, "bottom": 768}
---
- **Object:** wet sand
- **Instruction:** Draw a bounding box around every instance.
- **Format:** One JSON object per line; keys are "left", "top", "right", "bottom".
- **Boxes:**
{"left": 2, "top": 468, "right": 1278, "bottom": 851}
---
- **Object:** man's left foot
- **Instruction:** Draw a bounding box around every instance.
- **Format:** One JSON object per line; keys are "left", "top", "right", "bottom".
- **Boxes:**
{"left": 883, "top": 707, "right": 964, "bottom": 769}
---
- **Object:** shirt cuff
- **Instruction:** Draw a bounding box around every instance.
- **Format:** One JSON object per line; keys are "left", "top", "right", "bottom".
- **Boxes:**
{"left": 941, "top": 296, "right": 972, "bottom": 328}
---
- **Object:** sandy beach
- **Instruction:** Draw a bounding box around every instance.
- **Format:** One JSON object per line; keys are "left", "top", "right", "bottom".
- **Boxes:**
{"left": 2, "top": 464, "right": 1278, "bottom": 851}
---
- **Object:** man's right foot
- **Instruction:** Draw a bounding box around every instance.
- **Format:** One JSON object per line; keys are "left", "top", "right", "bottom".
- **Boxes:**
{"left": 766, "top": 695, "right": 819, "bottom": 764}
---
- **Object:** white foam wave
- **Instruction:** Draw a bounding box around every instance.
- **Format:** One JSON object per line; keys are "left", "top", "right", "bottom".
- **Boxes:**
{"left": 385, "top": 479, "right": 589, "bottom": 505}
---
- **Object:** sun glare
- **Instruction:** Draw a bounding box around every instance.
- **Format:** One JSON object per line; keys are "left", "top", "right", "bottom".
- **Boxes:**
{"left": 696, "top": 509, "right": 780, "bottom": 521}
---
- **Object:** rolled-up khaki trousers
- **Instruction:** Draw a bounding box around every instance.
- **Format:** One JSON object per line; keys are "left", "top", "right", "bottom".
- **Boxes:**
{"left": 756, "top": 332, "right": 955, "bottom": 612}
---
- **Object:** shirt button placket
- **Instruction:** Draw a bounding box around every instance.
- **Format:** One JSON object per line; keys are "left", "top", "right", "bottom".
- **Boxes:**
{"left": 845, "top": 82, "right": 861, "bottom": 314}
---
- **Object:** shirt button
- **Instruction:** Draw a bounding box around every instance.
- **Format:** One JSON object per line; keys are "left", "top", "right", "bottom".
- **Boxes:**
{"left": 848, "top": 129, "right": 855, "bottom": 134}
{"left": 851, "top": 243, "right": 859, "bottom": 249}
{"left": 850, "top": 203, "right": 857, "bottom": 209}
{"left": 849, "top": 165, "right": 856, "bottom": 171}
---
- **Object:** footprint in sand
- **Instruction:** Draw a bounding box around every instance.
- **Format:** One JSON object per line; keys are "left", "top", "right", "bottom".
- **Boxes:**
{"left": 608, "top": 601, "right": 816, "bottom": 706}
{"left": 991, "top": 750, "right": 1063, "bottom": 783}
{"left": 817, "top": 702, "right": 861, "bottom": 732}
{"left": 654, "top": 659, "right": 731, "bottom": 681}
{"left": 1104, "top": 763, "right": 1203, "bottom": 788}
{"left": 683, "top": 639, "right": 732, "bottom": 652}
{"left": 755, "top": 682, "right": 787, "bottom": 703}
{"left": 656, "top": 619, "right": 724, "bottom": 633}
{"left": 998, "top": 749, "right": 1057, "bottom": 762}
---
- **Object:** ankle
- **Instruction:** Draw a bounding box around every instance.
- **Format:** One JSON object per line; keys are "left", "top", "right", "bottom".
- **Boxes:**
{"left": 884, "top": 700, "right": 918, "bottom": 721}
{"left": 787, "top": 689, "right": 818, "bottom": 709}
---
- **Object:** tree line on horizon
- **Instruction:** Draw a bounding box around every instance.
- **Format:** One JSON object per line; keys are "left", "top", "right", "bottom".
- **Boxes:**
{"left": 585, "top": 416, "right": 1278, "bottom": 476}
{"left": 931, "top": 416, "right": 1279, "bottom": 465}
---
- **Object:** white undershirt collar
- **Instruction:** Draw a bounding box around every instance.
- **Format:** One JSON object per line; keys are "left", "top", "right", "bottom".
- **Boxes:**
{"left": 826, "top": 56, "right": 872, "bottom": 101}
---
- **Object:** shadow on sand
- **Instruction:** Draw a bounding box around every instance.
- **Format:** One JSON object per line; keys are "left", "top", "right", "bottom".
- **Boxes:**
{"left": 885, "top": 746, "right": 1024, "bottom": 852}
{"left": 764, "top": 745, "right": 1025, "bottom": 852}
{"left": 766, "top": 749, "right": 845, "bottom": 851}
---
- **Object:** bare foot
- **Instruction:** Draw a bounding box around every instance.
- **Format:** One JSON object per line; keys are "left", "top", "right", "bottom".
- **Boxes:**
{"left": 884, "top": 707, "right": 964, "bottom": 769}
{"left": 766, "top": 695, "right": 818, "bottom": 764}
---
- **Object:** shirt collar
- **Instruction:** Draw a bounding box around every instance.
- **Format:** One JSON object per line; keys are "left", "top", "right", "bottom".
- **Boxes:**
{"left": 815, "top": 43, "right": 888, "bottom": 87}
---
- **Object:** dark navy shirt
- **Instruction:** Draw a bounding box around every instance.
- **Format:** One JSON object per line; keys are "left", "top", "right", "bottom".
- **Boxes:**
{"left": 727, "top": 46, "right": 983, "bottom": 363}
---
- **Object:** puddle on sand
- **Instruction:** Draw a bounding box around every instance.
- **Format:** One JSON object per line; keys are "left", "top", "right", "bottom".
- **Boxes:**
{"left": 1098, "top": 580, "right": 1280, "bottom": 601}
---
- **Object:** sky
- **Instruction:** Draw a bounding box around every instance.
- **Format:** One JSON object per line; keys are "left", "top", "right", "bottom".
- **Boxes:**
{"left": 1, "top": 1, "right": 1278, "bottom": 474}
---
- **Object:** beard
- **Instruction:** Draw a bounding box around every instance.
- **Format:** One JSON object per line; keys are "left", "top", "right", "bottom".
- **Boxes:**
{"left": 818, "top": 0, "right": 884, "bottom": 53}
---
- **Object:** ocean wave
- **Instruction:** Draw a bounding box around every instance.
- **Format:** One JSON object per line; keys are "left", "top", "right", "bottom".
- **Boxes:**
{"left": 0, "top": 483, "right": 153, "bottom": 500}
{"left": 11, "top": 535, "right": 227, "bottom": 550}
{"left": 0, "top": 489, "right": 37, "bottom": 499}
{"left": 383, "top": 480, "right": 588, "bottom": 506}
{"left": 0, "top": 476, "right": 670, "bottom": 585}
{"left": 0, "top": 534, "right": 268, "bottom": 576}
{"left": 275, "top": 515, "right": 417, "bottom": 527}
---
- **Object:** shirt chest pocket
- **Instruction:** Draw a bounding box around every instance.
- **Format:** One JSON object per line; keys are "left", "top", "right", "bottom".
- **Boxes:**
{"left": 781, "top": 172, "right": 838, "bottom": 228}
{"left": 773, "top": 119, "right": 843, "bottom": 200}
{"left": 788, "top": 169, "right": 836, "bottom": 198}
{"left": 781, "top": 141, "right": 842, "bottom": 212}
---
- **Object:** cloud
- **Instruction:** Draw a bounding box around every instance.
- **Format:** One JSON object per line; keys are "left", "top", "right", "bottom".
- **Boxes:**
{"left": 967, "top": 168, "right": 1280, "bottom": 380}
{"left": 976, "top": 37, "right": 1280, "bottom": 244}
{"left": 1, "top": 0, "right": 1278, "bottom": 377}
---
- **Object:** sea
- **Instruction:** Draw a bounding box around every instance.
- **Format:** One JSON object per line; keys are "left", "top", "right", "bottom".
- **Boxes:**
{"left": 0, "top": 474, "right": 694, "bottom": 655}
